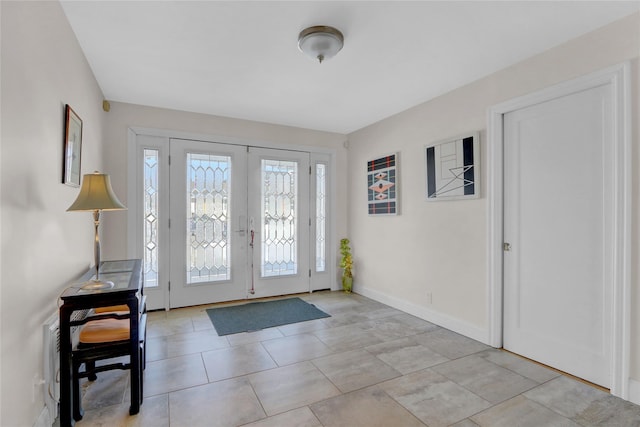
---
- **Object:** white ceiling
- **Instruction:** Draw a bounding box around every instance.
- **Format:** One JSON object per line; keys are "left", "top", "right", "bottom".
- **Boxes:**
{"left": 60, "top": 1, "right": 639, "bottom": 134}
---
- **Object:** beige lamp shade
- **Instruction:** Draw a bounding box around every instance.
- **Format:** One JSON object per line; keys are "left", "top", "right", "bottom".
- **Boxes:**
{"left": 67, "top": 172, "right": 126, "bottom": 211}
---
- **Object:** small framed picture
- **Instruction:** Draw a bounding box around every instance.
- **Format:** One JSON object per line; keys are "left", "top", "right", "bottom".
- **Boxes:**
{"left": 425, "top": 133, "right": 479, "bottom": 201}
{"left": 63, "top": 105, "right": 82, "bottom": 187}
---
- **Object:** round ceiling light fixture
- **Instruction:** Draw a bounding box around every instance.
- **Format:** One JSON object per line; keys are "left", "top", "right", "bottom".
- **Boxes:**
{"left": 298, "top": 25, "right": 344, "bottom": 64}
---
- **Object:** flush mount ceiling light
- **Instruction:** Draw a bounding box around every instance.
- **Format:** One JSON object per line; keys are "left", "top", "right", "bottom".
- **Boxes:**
{"left": 298, "top": 25, "right": 344, "bottom": 64}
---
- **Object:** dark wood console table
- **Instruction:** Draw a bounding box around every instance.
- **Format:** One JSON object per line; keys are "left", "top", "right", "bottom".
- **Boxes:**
{"left": 58, "top": 259, "right": 143, "bottom": 427}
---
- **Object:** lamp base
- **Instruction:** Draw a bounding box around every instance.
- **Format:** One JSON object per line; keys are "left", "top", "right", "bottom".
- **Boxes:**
{"left": 80, "top": 279, "right": 115, "bottom": 291}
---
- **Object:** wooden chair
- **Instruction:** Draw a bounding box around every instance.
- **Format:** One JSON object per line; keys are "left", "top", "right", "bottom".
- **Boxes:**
{"left": 71, "top": 299, "right": 146, "bottom": 421}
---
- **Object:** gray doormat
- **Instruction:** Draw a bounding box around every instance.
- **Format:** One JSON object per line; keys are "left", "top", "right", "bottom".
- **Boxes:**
{"left": 206, "top": 297, "right": 331, "bottom": 336}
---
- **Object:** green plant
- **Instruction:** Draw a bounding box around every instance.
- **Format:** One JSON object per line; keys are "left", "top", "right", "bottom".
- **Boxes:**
{"left": 340, "top": 238, "right": 353, "bottom": 292}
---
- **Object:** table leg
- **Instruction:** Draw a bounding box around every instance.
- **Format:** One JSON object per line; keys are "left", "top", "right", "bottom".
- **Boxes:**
{"left": 128, "top": 298, "right": 141, "bottom": 415}
{"left": 59, "top": 307, "right": 75, "bottom": 427}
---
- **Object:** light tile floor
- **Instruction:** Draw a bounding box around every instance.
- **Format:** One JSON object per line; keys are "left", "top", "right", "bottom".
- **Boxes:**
{"left": 67, "top": 291, "right": 640, "bottom": 427}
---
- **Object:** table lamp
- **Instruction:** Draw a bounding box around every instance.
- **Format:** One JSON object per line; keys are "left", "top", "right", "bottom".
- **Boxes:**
{"left": 67, "top": 171, "right": 126, "bottom": 290}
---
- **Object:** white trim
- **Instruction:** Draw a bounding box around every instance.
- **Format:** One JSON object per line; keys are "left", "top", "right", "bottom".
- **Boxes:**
{"left": 485, "top": 110, "right": 503, "bottom": 348}
{"left": 487, "top": 62, "right": 631, "bottom": 399}
{"left": 611, "top": 61, "right": 632, "bottom": 400}
{"left": 128, "top": 126, "right": 339, "bottom": 155}
{"left": 629, "top": 378, "right": 640, "bottom": 406}
{"left": 329, "top": 152, "right": 339, "bottom": 291}
{"left": 310, "top": 153, "right": 335, "bottom": 291}
{"left": 357, "top": 285, "right": 487, "bottom": 343}
{"left": 127, "top": 133, "right": 171, "bottom": 310}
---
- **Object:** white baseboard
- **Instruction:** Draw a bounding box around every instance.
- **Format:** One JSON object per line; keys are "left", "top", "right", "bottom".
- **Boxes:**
{"left": 629, "top": 378, "right": 640, "bottom": 405}
{"left": 355, "top": 285, "right": 489, "bottom": 345}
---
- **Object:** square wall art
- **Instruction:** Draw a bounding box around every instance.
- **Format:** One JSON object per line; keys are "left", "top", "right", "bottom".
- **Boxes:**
{"left": 367, "top": 153, "right": 398, "bottom": 215}
{"left": 425, "top": 133, "right": 479, "bottom": 201}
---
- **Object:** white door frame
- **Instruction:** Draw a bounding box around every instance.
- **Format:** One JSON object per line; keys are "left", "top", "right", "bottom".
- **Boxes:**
{"left": 126, "top": 127, "right": 338, "bottom": 309}
{"left": 487, "top": 62, "right": 631, "bottom": 398}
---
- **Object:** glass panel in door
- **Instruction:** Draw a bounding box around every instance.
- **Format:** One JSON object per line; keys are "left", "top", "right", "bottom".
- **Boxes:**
{"left": 315, "top": 162, "right": 326, "bottom": 273}
{"left": 132, "top": 134, "right": 170, "bottom": 311}
{"left": 310, "top": 153, "right": 332, "bottom": 291}
{"left": 186, "top": 152, "right": 231, "bottom": 284}
{"left": 262, "top": 158, "right": 298, "bottom": 277}
{"left": 248, "top": 148, "right": 310, "bottom": 298}
{"left": 143, "top": 148, "right": 160, "bottom": 289}
{"left": 169, "top": 139, "right": 247, "bottom": 308}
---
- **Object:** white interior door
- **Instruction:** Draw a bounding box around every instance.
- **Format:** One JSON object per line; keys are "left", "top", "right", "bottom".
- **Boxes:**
{"left": 169, "top": 139, "right": 248, "bottom": 308}
{"left": 503, "top": 83, "right": 614, "bottom": 387}
{"left": 247, "top": 148, "right": 310, "bottom": 298}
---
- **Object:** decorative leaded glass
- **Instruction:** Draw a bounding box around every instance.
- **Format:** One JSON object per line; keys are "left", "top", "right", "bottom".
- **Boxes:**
{"left": 262, "top": 159, "right": 297, "bottom": 277}
{"left": 316, "top": 163, "right": 326, "bottom": 272}
{"left": 186, "top": 153, "right": 231, "bottom": 283}
{"left": 143, "top": 149, "right": 159, "bottom": 288}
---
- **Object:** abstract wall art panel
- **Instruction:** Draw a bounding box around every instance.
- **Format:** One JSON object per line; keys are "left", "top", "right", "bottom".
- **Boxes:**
{"left": 367, "top": 153, "right": 398, "bottom": 215}
{"left": 425, "top": 133, "right": 479, "bottom": 201}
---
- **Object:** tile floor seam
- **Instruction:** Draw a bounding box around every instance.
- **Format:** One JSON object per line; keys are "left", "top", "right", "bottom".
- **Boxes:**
{"left": 478, "top": 349, "right": 563, "bottom": 384}
{"left": 244, "top": 374, "right": 270, "bottom": 425}
{"left": 308, "top": 358, "right": 343, "bottom": 393}
{"left": 306, "top": 405, "right": 327, "bottom": 427}
{"left": 208, "top": 358, "right": 283, "bottom": 384}
{"left": 256, "top": 340, "right": 279, "bottom": 368}
{"left": 519, "top": 377, "right": 607, "bottom": 426}
{"left": 455, "top": 392, "right": 508, "bottom": 425}
{"left": 419, "top": 365, "right": 507, "bottom": 410}
{"left": 514, "top": 392, "right": 580, "bottom": 424}
{"left": 199, "top": 351, "right": 212, "bottom": 383}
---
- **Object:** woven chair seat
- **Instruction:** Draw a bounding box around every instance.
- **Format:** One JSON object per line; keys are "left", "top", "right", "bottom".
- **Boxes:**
{"left": 79, "top": 317, "right": 129, "bottom": 344}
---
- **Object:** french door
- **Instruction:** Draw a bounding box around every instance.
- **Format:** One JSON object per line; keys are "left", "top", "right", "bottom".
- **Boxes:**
{"left": 247, "top": 148, "right": 310, "bottom": 298}
{"left": 168, "top": 139, "right": 249, "bottom": 307}
{"left": 130, "top": 136, "right": 328, "bottom": 310}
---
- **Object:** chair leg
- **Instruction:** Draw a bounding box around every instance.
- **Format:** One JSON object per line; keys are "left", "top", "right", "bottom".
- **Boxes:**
{"left": 86, "top": 360, "right": 97, "bottom": 381}
{"left": 139, "top": 344, "right": 144, "bottom": 405}
{"left": 72, "top": 361, "right": 84, "bottom": 421}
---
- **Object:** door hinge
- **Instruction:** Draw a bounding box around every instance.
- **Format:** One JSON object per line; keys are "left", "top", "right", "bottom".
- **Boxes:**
{"left": 309, "top": 166, "right": 312, "bottom": 175}
{"left": 168, "top": 281, "right": 171, "bottom": 291}
{"left": 168, "top": 218, "right": 171, "bottom": 228}
{"left": 309, "top": 269, "right": 311, "bottom": 277}
{"left": 168, "top": 155, "right": 171, "bottom": 166}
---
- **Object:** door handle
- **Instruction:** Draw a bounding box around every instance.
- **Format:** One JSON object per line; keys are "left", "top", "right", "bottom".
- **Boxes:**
{"left": 503, "top": 242, "right": 512, "bottom": 251}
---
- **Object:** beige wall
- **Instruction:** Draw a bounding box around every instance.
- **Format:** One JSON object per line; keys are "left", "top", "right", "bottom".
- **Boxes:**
{"left": 347, "top": 12, "right": 640, "bottom": 386}
{"left": 0, "top": 1, "right": 107, "bottom": 425}
{"left": 101, "top": 102, "right": 349, "bottom": 267}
